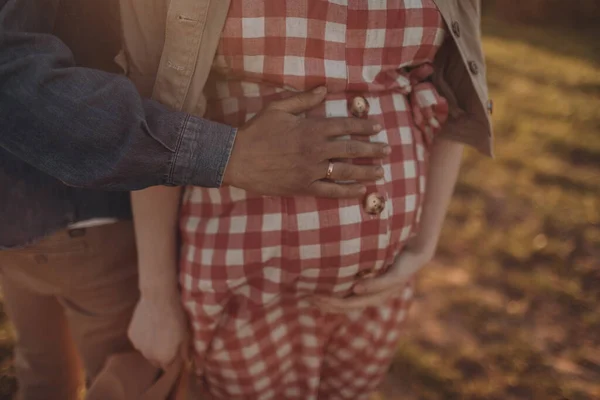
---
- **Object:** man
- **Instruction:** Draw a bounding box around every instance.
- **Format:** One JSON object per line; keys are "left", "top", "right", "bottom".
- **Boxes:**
{"left": 0, "top": 0, "right": 389, "bottom": 398}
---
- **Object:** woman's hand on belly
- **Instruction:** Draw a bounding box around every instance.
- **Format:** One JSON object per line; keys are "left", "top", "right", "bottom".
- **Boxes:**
{"left": 313, "top": 241, "right": 434, "bottom": 312}
{"left": 313, "top": 138, "right": 465, "bottom": 312}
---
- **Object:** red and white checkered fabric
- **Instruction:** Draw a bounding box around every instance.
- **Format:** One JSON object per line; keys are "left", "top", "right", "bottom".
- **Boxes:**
{"left": 180, "top": 1, "right": 446, "bottom": 398}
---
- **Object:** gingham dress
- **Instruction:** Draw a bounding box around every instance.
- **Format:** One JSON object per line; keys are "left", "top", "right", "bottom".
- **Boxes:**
{"left": 180, "top": 1, "right": 446, "bottom": 398}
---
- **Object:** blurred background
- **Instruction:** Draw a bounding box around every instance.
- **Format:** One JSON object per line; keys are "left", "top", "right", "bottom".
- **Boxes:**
{"left": 380, "top": 2, "right": 600, "bottom": 399}
{"left": 1, "top": 1, "right": 599, "bottom": 399}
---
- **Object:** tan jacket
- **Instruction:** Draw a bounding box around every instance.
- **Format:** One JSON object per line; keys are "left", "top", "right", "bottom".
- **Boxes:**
{"left": 117, "top": 0, "right": 493, "bottom": 156}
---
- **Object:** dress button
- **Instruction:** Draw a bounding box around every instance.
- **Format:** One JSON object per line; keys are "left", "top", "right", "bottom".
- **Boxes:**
{"left": 355, "top": 268, "right": 377, "bottom": 280}
{"left": 451, "top": 21, "right": 461, "bottom": 37}
{"left": 363, "top": 192, "right": 385, "bottom": 215}
{"left": 349, "top": 96, "right": 370, "bottom": 118}
{"left": 468, "top": 61, "right": 479, "bottom": 75}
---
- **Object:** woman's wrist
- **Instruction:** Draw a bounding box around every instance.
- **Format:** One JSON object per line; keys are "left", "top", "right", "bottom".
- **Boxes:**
{"left": 408, "top": 234, "right": 438, "bottom": 261}
{"left": 140, "top": 283, "right": 180, "bottom": 300}
{"left": 138, "top": 263, "right": 180, "bottom": 298}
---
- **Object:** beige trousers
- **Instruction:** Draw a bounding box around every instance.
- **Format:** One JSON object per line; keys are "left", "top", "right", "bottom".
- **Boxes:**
{"left": 0, "top": 222, "right": 139, "bottom": 400}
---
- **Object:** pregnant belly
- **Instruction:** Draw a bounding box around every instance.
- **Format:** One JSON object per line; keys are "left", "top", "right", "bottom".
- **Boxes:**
{"left": 180, "top": 90, "right": 427, "bottom": 297}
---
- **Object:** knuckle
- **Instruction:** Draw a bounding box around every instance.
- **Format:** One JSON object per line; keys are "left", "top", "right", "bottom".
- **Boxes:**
{"left": 323, "top": 186, "right": 337, "bottom": 198}
{"left": 288, "top": 98, "right": 302, "bottom": 108}
{"left": 344, "top": 119, "right": 358, "bottom": 133}
{"left": 298, "top": 120, "right": 317, "bottom": 139}
{"left": 345, "top": 141, "right": 360, "bottom": 156}
{"left": 264, "top": 101, "right": 277, "bottom": 111}
{"left": 299, "top": 145, "right": 318, "bottom": 164}
{"left": 368, "top": 144, "right": 383, "bottom": 157}
{"left": 338, "top": 165, "right": 353, "bottom": 180}
{"left": 326, "top": 185, "right": 343, "bottom": 198}
{"left": 301, "top": 169, "right": 315, "bottom": 185}
{"left": 359, "top": 120, "right": 373, "bottom": 132}
{"left": 373, "top": 166, "right": 384, "bottom": 178}
{"left": 361, "top": 143, "right": 375, "bottom": 156}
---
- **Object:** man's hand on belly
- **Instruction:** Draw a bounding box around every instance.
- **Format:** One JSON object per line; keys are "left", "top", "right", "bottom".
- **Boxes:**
{"left": 222, "top": 87, "right": 390, "bottom": 199}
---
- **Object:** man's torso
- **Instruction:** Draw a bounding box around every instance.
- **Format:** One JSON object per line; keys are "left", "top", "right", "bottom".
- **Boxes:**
{"left": 0, "top": 0, "right": 131, "bottom": 249}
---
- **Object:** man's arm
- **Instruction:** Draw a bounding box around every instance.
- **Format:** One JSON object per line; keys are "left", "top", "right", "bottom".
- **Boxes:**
{"left": 1, "top": 0, "right": 390, "bottom": 196}
{"left": 0, "top": 0, "right": 236, "bottom": 190}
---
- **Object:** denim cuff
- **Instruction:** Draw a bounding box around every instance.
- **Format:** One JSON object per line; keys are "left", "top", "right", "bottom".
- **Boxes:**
{"left": 169, "top": 114, "right": 237, "bottom": 188}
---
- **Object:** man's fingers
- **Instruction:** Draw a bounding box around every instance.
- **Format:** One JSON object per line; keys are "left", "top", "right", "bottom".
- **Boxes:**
{"left": 269, "top": 87, "right": 327, "bottom": 115}
{"left": 320, "top": 117, "right": 382, "bottom": 138}
{"left": 324, "top": 140, "right": 390, "bottom": 160}
{"left": 322, "top": 162, "right": 384, "bottom": 182}
{"left": 308, "top": 181, "right": 366, "bottom": 199}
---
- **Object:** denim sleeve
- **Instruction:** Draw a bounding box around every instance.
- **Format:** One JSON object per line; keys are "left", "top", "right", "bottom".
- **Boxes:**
{"left": 0, "top": 0, "right": 236, "bottom": 191}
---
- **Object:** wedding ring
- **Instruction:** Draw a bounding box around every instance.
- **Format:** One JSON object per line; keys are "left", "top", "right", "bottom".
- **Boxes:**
{"left": 325, "top": 161, "right": 335, "bottom": 180}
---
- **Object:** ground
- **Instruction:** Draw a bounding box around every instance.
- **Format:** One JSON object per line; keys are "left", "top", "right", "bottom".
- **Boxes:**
{"left": 378, "top": 18, "right": 600, "bottom": 400}
{"left": 1, "top": 18, "right": 599, "bottom": 400}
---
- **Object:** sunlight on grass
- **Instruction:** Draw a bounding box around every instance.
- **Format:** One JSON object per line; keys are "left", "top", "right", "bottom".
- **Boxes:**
{"left": 0, "top": 16, "right": 598, "bottom": 400}
{"left": 381, "top": 18, "right": 600, "bottom": 400}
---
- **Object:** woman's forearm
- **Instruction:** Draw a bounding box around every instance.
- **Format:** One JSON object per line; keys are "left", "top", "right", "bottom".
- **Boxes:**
{"left": 413, "top": 137, "right": 464, "bottom": 256}
{"left": 131, "top": 186, "right": 182, "bottom": 297}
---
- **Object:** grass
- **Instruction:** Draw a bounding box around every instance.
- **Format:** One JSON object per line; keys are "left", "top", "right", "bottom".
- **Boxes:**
{"left": 379, "top": 17, "right": 600, "bottom": 400}
{"left": 1, "top": 17, "right": 599, "bottom": 400}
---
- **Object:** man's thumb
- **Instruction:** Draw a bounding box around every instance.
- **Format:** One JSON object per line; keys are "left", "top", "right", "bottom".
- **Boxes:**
{"left": 269, "top": 86, "right": 327, "bottom": 114}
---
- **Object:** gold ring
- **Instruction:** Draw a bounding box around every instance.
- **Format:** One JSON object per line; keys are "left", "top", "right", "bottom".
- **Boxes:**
{"left": 325, "top": 161, "right": 335, "bottom": 180}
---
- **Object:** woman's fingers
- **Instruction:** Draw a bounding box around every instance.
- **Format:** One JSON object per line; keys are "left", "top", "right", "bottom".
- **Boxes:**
{"left": 354, "top": 250, "right": 425, "bottom": 295}
{"left": 411, "top": 101, "right": 424, "bottom": 128}
{"left": 434, "top": 96, "right": 450, "bottom": 125}
{"left": 407, "top": 63, "right": 434, "bottom": 84}
{"left": 314, "top": 288, "right": 396, "bottom": 312}
{"left": 353, "top": 272, "right": 400, "bottom": 295}
{"left": 410, "top": 81, "right": 449, "bottom": 136}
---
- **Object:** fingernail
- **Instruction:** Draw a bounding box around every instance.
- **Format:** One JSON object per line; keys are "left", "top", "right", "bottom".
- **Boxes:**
{"left": 373, "top": 124, "right": 382, "bottom": 132}
{"left": 383, "top": 146, "right": 392, "bottom": 155}
{"left": 313, "top": 86, "right": 327, "bottom": 95}
{"left": 429, "top": 117, "right": 440, "bottom": 129}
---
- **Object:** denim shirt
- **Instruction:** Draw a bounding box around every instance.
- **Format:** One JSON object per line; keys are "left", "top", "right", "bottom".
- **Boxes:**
{"left": 0, "top": 0, "right": 237, "bottom": 248}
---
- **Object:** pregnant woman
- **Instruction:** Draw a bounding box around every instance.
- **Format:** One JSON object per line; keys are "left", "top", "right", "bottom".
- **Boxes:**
{"left": 123, "top": 1, "right": 493, "bottom": 398}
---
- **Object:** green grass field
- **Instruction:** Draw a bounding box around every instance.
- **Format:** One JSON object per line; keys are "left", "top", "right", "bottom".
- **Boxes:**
{"left": 1, "top": 18, "right": 599, "bottom": 400}
{"left": 379, "top": 18, "right": 600, "bottom": 400}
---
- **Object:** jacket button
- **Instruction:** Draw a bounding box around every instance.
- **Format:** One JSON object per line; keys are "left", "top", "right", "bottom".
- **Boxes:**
{"left": 468, "top": 61, "right": 479, "bottom": 75}
{"left": 349, "top": 96, "right": 370, "bottom": 118}
{"left": 364, "top": 192, "right": 385, "bottom": 215}
{"left": 451, "top": 21, "right": 461, "bottom": 37}
{"left": 487, "top": 99, "right": 493, "bottom": 115}
{"left": 355, "top": 268, "right": 377, "bottom": 280}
